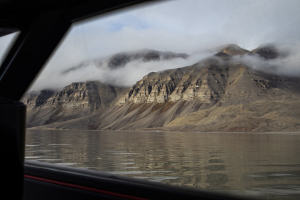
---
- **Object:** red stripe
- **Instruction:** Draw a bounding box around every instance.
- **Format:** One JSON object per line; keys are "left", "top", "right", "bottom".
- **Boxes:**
{"left": 24, "top": 174, "right": 148, "bottom": 200}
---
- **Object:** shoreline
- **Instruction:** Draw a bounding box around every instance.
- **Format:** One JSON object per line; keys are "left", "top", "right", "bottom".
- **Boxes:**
{"left": 26, "top": 127, "right": 300, "bottom": 135}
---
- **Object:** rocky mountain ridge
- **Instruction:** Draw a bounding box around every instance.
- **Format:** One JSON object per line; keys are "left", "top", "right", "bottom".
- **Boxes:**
{"left": 23, "top": 44, "right": 300, "bottom": 131}
{"left": 23, "top": 81, "right": 127, "bottom": 127}
{"left": 117, "top": 58, "right": 228, "bottom": 104}
{"left": 215, "top": 44, "right": 280, "bottom": 59}
{"left": 117, "top": 44, "right": 285, "bottom": 105}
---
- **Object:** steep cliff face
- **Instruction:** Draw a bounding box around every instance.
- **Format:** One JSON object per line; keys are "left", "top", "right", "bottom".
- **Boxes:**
{"left": 45, "top": 81, "right": 121, "bottom": 112}
{"left": 23, "top": 81, "right": 127, "bottom": 127}
{"left": 23, "top": 89, "right": 56, "bottom": 108}
{"left": 118, "top": 58, "right": 228, "bottom": 104}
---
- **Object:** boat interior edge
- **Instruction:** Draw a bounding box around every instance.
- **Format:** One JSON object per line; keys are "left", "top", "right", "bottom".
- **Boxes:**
{"left": 24, "top": 160, "right": 249, "bottom": 200}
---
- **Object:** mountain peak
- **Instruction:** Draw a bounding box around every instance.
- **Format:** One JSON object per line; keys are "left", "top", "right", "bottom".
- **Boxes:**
{"left": 215, "top": 44, "right": 249, "bottom": 57}
{"left": 251, "top": 44, "right": 279, "bottom": 59}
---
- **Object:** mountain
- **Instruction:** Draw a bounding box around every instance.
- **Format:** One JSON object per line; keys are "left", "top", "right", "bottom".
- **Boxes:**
{"left": 215, "top": 44, "right": 249, "bottom": 57}
{"left": 117, "top": 58, "right": 227, "bottom": 104}
{"left": 62, "top": 49, "right": 188, "bottom": 74}
{"left": 251, "top": 44, "right": 280, "bottom": 59}
{"left": 23, "top": 81, "right": 128, "bottom": 128}
{"left": 23, "top": 44, "right": 300, "bottom": 132}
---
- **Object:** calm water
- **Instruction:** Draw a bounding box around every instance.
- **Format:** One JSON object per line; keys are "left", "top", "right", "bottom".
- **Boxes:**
{"left": 25, "top": 130, "right": 300, "bottom": 200}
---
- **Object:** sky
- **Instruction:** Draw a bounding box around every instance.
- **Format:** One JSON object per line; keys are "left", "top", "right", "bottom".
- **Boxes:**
{"left": 1, "top": 0, "right": 300, "bottom": 90}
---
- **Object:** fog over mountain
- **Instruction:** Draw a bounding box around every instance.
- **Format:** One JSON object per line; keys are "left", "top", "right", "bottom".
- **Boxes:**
{"left": 213, "top": 43, "right": 300, "bottom": 78}
{"left": 29, "top": 43, "right": 300, "bottom": 91}
{"left": 47, "top": 49, "right": 208, "bottom": 89}
{"left": 234, "top": 44, "right": 300, "bottom": 77}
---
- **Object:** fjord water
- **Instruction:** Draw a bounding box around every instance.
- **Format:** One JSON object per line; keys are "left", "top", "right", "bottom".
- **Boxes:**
{"left": 26, "top": 130, "right": 300, "bottom": 200}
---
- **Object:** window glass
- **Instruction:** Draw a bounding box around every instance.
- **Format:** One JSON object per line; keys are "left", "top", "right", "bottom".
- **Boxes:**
{"left": 0, "top": 31, "right": 19, "bottom": 66}
{"left": 24, "top": 1, "right": 300, "bottom": 199}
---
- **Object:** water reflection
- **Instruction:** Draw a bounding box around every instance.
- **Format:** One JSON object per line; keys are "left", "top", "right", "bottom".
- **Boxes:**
{"left": 25, "top": 130, "right": 300, "bottom": 200}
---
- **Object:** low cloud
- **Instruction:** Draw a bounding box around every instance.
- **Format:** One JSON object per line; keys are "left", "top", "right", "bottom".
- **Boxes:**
{"left": 233, "top": 44, "right": 300, "bottom": 77}
{"left": 28, "top": 43, "right": 300, "bottom": 92}
{"left": 30, "top": 51, "right": 212, "bottom": 90}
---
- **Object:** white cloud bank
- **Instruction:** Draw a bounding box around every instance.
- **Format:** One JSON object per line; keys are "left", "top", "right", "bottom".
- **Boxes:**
{"left": 233, "top": 44, "right": 300, "bottom": 77}
{"left": 31, "top": 51, "right": 211, "bottom": 90}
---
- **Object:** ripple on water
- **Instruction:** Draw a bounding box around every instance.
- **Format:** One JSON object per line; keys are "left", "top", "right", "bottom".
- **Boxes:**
{"left": 246, "top": 184, "right": 300, "bottom": 196}
{"left": 120, "top": 162, "right": 135, "bottom": 165}
{"left": 108, "top": 171, "right": 144, "bottom": 175}
{"left": 26, "top": 144, "right": 40, "bottom": 147}
{"left": 247, "top": 171, "right": 300, "bottom": 180}
{"left": 37, "top": 158, "right": 62, "bottom": 162}
{"left": 48, "top": 144, "right": 71, "bottom": 146}
{"left": 56, "top": 162, "right": 77, "bottom": 167}
{"left": 25, "top": 130, "right": 300, "bottom": 200}
{"left": 25, "top": 156, "right": 41, "bottom": 159}
{"left": 151, "top": 176, "right": 179, "bottom": 182}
